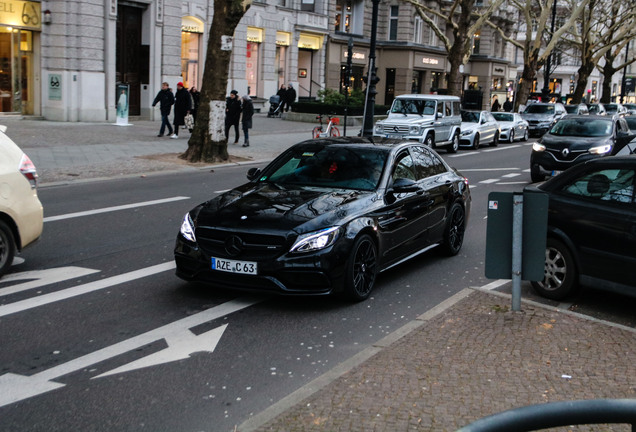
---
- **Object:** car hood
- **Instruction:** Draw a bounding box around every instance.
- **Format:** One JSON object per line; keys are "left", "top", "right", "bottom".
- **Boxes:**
{"left": 378, "top": 114, "right": 436, "bottom": 126}
{"left": 540, "top": 134, "right": 611, "bottom": 150}
{"left": 522, "top": 113, "right": 555, "bottom": 122}
{"left": 496, "top": 121, "right": 514, "bottom": 128}
{"left": 193, "top": 182, "right": 379, "bottom": 235}
{"left": 461, "top": 123, "right": 480, "bottom": 132}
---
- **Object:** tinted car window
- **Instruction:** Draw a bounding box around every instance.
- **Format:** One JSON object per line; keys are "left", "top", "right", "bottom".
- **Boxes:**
{"left": 391, "top": 99, "right": 436, "bottom": 115}
{"left": 452, "top": 101, "right": 461, "bottom": 116}
{"left": 492, "top": 113, "right": 513, "bottom": 122}
{"left": 264, "top": 145, "right": 388, "bottom": 191}
{"left": 525, "top": 105, "right": 554, "bottom": 114}
{"left": 625, "top": 116, "right": 636, "bottom": 130}
{"left": 411, "top": 145, "right": 447, "bottom": 179}
{"left": 393, "top": 152, "right": 417, "bottom": 181}
{"left": 461, "top": 111, "right": 480, "bottom": 122}
{"left": 548, "top": 118, "right": 613, "bottom": 137}
{"left": 562, "top": 168, "right": 635, "bottom": 203}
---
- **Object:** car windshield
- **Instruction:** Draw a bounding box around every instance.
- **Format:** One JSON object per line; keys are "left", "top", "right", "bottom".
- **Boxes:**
{"left": 588, "top": 105, "right": 602, "bottom": 113}
{"left": 492, "top": 113, "right": 513, "bottom": 122}
{"left": 565, "top": 105, "right": 579, "bottom": 113}
{"left": 524, "top": 105, "right": 554, "bottom": 114}
{"left": 548, "top": 118, "right": 613, "bottom": 137}
{"left": 604, "top": 104, "right": 618, "bottom": 113}
{"left": 461, "top": 111, "right": 480, "bottom": 123}
{"left": 390, "top": 99, "right": 436, "bottom": 115}
{"left": 261, "top": 144, "right": 388, "bottom": 191}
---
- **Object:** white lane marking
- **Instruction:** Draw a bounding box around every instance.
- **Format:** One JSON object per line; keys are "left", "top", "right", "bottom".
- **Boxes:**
{"left": 43, "top": 196, "right": 190, "bottom": 222}
{"left": 481, "top": 279, "right": 509, "bottom": 290}
{"left": 0, "top": 262, "right": 175, "bottom": 318}
{"left": 479, "top": 179, "right": 500, "bottom": 184}
{"left": 0, "top": 297, "right": 261, "bottom": 407}
{"left": 0, "top": 267, "right": 100, "bottom": 297}
{"left": 502, "top": 173, "right": 521, "bottom": 178}
{"left": 483, "top": 144, "right": 522, "bottom": 152}
{"left": 498, "top": 181, "right": 529, "bottom": 185}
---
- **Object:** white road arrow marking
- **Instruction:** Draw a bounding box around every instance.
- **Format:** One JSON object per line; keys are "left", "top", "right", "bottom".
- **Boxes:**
{"left": 0, "top": 262, "right": 175, "bottom": 318}
{"left": 0, "top": 297, "right": 260, "bottom": 407}
{"left": 95, "top": 324, "right": 228, "bottom": 378}
{"left": 0, "top": 267, "right": 100, "bottom": 297}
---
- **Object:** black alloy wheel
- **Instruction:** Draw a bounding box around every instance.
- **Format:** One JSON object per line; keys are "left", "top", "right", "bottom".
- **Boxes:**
{"left": 522, "top": 128, "right": 529, "bottom": 141}
{"left": 490, "top": 131, "right": 499, "bottom": 147}
{"left": 440, "top": 203, "right": 465, "bottom": 256}
{"left": 0, "top": 220, "right": 16, "bottom": 278}
{"left": 531, "top": 238, "right": 578, "bottom": 300}
{"left": 344, "top": 234, "right": 378, "bottom": 301}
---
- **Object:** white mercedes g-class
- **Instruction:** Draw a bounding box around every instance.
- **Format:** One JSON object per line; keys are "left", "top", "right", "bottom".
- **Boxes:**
{"left": 373, "top": 94, "right": 462, "bottom": 153}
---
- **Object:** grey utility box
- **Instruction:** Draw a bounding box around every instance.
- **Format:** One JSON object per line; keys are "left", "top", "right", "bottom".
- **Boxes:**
{"left": 485, "top": 190, "right": 549, "bottom": 281}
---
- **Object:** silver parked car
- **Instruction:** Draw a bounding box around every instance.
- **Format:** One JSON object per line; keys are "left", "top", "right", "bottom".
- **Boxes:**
{"left": 491, "top": 112, "right": 529, "bottom": 142}
{"left": 459, "top": 110, "right": 500, "bottom": 149}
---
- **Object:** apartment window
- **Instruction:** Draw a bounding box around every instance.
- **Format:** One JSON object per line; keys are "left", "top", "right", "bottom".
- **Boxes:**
{"left": 414, "top": 16, "right": 423, "bottom": 44}
{"left": 335, "top": 0, "right": 353, "bottom": 33}
{"left": 389, "top": 6, "right": 399, "bottom": 41}
{"left": 428, "top": 15, "right": 438, "bottom": 46}
{"left": 472, "top": 31, "right": 480, "bottom": 54}
{"left": 301, "top": 0, "right": 315, "bottom": 12}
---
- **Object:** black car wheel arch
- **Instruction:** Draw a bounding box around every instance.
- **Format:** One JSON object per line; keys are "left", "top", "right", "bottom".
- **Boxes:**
{"left": 440, "top": 202, "right": 465, "bottom": 256}
{"left": 344, "top": 234, "right": 378, "bottom": 301}
{"left": 531, "top": 237, "right": 578, "bottom": 300}
{"left": 0, "top": 220, "right": 16, "bottom": 277}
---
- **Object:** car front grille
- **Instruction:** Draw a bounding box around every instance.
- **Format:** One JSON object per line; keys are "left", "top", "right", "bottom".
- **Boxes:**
{"left": 545, "top": 148, "right": 587, "bottom": 162}
{"left": 195, "top": 227, "right": 288, "bottom": 260}
{"left": 378, "top": 125, "right": 409, "bottom": 134}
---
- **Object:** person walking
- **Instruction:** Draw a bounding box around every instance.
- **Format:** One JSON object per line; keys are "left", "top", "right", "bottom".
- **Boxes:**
{"left": 491, "top": 96, "right": 501, "bottom": 112}
{"left": 241, "top": 95, "right": 254, "bottom": 147}
{"left": 171, "top": 82, "right": 192, "bottom": 139}
{"left": 284, "top": 83, "right": 296, "bottom": 112}
{"left": 503, "top": 97, "right": 513, "bottom": 112}
{"left": 225, "top": 90, "right": 242, "bottom": 144}
{"left": 152, "top": 82, "right": 174, "bottom": 137}
{"left": 276, "top": 84, "right": 287, "bottom": 112}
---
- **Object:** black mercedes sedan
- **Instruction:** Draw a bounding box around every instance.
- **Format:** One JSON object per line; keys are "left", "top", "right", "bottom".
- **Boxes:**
{"left": 527, "top": 155, "right": 636, "bottom": 300}
{"left": 175, "top": 137, "right": 471, "bottom": 301}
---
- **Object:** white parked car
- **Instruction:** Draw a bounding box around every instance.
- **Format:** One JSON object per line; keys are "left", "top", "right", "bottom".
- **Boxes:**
{"left": 460, "top": 110, "right": 500, "bottom": 149}
{"left": 0, "top": 125, "right": 43, "bottom": 278}
{"left": 491, "top": 112, "right": 529, "bottom": 142}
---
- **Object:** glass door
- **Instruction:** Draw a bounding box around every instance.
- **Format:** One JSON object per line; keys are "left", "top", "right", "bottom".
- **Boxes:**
{"left": 0, "top": 28, "right": 33, "bottom": 114}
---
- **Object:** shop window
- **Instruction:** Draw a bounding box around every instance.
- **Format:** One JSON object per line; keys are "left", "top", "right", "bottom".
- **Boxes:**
{"left": 246, "top": 42, "right": 260, "bottom": 96}
{"left": 276, "top": 45, "right": 287, "bottom": 88}
{"left": 389, "top": 6, "right": 399, "bottom": 41}
{"left": 180, "top": 31, "right": 200, "bottom": 89}
{"left": 412, "top": 70, "right": 425, "bottom": 93}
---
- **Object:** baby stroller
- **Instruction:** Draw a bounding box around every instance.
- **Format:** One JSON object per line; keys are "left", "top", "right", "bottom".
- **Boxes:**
{"left": 267, "top": 95, "right": 282, "bottom": 118}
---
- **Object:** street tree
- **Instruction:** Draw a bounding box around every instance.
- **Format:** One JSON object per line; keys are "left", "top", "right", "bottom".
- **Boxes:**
{"left": 488, "top": 0, "right": 589, "bottom": 110}
{"left": 181, "top": 0, "right": 250, "bottom": 163}
{"left": 401, "top": 0, "right": 507, "bottom": 96}
{"left": 564, "top": 0, "right": 636, "bottom": 103}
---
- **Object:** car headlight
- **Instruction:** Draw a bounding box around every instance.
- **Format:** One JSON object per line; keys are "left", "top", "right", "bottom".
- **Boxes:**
{"left": 409, "top": 125, "right": 422, "bottom": 135}
{"left": 589, "top": 144, "right": 612, "bottom": 155}
{"left": 532, "top": 143, "right": 546, "bottom": 152}
{"left": 374, "top": 123, "right": 383, "bottom": 134}
{"left": 180, "top": 213, "right": 196, "bottom": 242}
{"left": 290, "top": 227, "right": 339, "bottom": 253}
{"left": 461, "top": 130, "right": 472, "bottom": 136}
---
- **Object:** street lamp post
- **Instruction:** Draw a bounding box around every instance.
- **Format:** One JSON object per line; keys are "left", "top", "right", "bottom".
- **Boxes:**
{"left": 362, "top": 0, "right": 380, "bottom": 137}
{"left": 541, "top": 0, "right": 558, "bottom": 102}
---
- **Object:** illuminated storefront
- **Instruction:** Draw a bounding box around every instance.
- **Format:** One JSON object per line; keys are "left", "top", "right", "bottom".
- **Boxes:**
{"left": 275, "top": 31, "right": 290, "bottom": 88}
{"left": 0, "top": 0, "right": 40, "bottom": 114}
{"left": 246, "top": 27, "right": 263, "bottom": 96}
{"left": 181, "top": 16, "right": 204, "bottom": 89}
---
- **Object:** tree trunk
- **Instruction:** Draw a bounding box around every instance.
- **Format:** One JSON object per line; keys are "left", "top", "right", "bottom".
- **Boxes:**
{"left": 600, "top": 57, "right": 617, "bottom": 104}
{"left": 447, "top": 44, "right": 465, "bottom": 96}
{"left": 181, "top": 0, "right": 249, "bottom": 163}
{"left": 570, "top": 62, "right": 593, "bottom": 104}
{"left": 515, "top": 63, "right": 537, "bottom": 112}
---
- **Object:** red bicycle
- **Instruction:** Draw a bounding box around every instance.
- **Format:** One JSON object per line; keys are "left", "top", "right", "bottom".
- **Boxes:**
{"left": 312, "top": 114, "right": 341, "bottom": 138}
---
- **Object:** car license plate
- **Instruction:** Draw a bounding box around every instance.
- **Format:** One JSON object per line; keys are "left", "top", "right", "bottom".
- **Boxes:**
{"left": 211, "top": 257, "right": 257, "bottom": 275}
{"left": 386, "top": 134, "right": 402, "bottom": 139}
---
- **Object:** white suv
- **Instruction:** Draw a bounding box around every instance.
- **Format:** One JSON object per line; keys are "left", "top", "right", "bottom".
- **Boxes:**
{"left": 0, "top": 126, "right": 43, "bottom": 277}
{"left": 373, "top": 94, "right": 462, "bottom": 153}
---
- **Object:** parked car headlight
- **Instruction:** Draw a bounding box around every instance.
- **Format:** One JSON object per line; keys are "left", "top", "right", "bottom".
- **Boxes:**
{"left": 532, "top": 143, "right": 546, "bottom": 152}
{"left": 461, "top": 129, "right": 472, "bottom": 136}
{"left": 290, "top": 227, "right": 339, "bottom": 253}
{"left": 180, "top": 213, "right": 196, "bottom": 242}
{"left": 409, "top": 125, "right": 422, "bottom": 135}
{"left": 589, "top": 144, "right": 612, "bottom": 155}
{"left": 374, "top": 123, "right": 383, "bottom": 134}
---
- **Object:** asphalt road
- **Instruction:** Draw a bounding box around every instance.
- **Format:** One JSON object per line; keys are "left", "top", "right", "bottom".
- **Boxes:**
{"left": 1, "top": 140, "right": 634, "bottom": 431}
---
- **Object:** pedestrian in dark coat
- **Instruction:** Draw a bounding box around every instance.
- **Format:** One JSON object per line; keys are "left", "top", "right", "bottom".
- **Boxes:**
{"left": 189, "top": 86, "right": 201, "bottom": 127}
{"left": 503, "top": 98, "right": 513, "bottom": 112}
{"left": 152, "top": 82, "right": 174, "bottom": 137}
{"left": 171, "top": 82, "right": 192, "bottom": 138}
{"left": 225, "top": 90, "right": 242, "bottom": 143}
{"left": 276, "top": 84, "right": 287, "bottom": 111}
{"left": 491, "top": 96, "right": 501, "bottom": 112}
{"left": 241, "top": 95, "right": 254, "bottom": 147}
{"left": 284, "top": 84, "right": 296, "bottom": 112}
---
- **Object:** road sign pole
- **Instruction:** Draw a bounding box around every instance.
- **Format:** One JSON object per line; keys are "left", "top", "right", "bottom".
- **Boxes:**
{"left": 512, "top": 193, "right": 523, "bottom": 311}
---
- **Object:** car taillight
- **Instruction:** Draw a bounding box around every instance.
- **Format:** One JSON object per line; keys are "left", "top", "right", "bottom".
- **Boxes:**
{"left": 19, "top": 153, "right": 38, "bottom": 189}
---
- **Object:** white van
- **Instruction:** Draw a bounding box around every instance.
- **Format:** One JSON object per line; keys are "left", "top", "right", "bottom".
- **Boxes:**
{"left": 373, "top": 94, "right": 462, "bottom": 153}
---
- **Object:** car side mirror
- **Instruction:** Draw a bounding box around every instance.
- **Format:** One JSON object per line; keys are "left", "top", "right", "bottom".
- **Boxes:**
{"left": 388, "top": 178, "right": 421, "bottom": 194}
{"left": 247, "top": 167, "right": 261, "bottom": 181}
